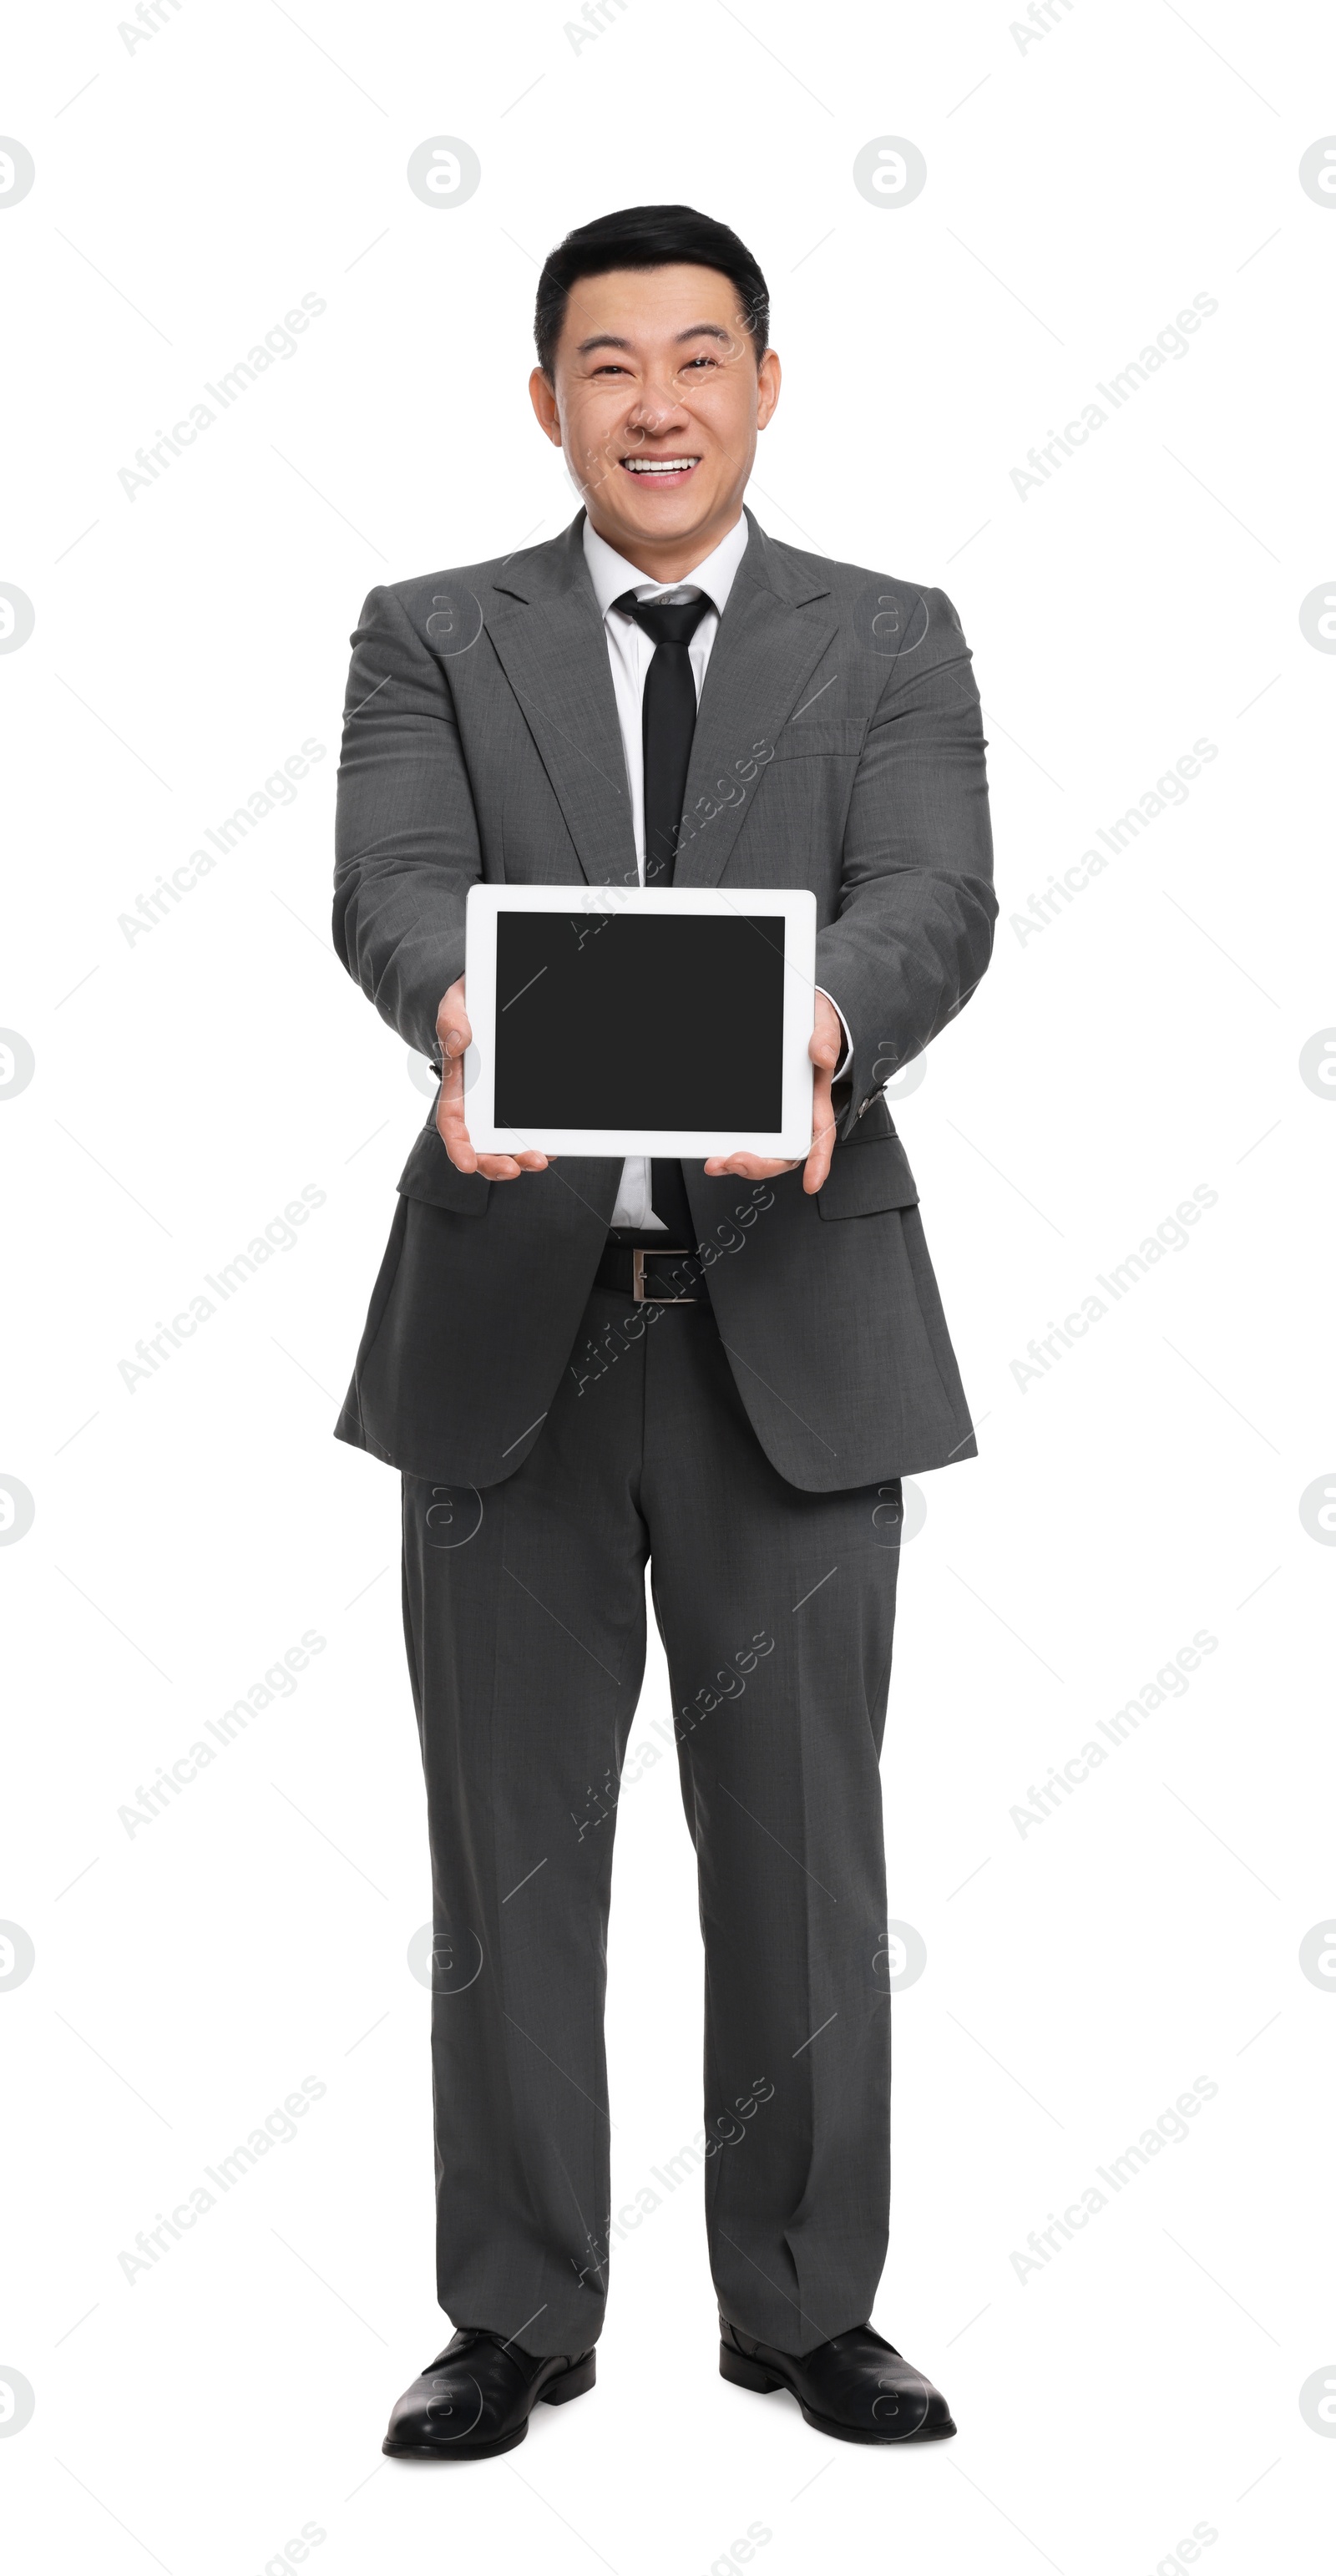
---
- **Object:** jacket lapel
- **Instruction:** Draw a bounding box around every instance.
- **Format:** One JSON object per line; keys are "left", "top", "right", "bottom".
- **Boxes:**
{"left": 674, "top": 509, "right": 838, "bottom": 889}
{"left": 483, "top": 519, "right": 636, "bottom": 889}
{"left": 482, "top": 509, "right": 837, "bottom": 892}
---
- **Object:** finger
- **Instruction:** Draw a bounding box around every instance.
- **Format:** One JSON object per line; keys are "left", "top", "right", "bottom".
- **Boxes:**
{"left": 808, "top": 992, "right": 842, "bottom": 1071}
{"left": 484, "top": 1135, "right": 548, "bottom": 1170}
{"left": 802, "top": 1080, "right": 838, "bottom": 1194}
{"left": 477, "top": 1155, "right": 523, "bottom": 1179}
{"left": 436, "top": 1070, "right": 473, "bottom": 1152}
{"left": 702, "top": 1154, "right": 795, "bottom": 1178}
{"left": 436, "top": 1080, "right": 483, "bottom": 1173}
{"left": 439, "top": 1126, "right": 478, "bottom": 1172}
{"left": 436, "top": 983, "right": 472, "bottom": 1059}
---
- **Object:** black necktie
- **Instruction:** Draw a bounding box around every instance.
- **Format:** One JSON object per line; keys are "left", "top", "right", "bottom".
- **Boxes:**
{"left": 614, "top": 589, "right": 713, "bottom": 1242}
{"left": 614, "top": 590, "right": 713, "bottom": 884}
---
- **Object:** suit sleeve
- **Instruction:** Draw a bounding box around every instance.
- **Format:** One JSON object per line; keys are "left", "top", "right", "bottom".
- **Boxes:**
{"left": 814, "top": 586, "right": 996, "bottom": 1141}
{"left": 332, "top": 584, "right": 483, "bottom": 1062}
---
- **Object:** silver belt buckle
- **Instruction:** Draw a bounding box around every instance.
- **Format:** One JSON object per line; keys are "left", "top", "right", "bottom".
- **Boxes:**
{"left": 633, "top": 1247, "right": 698, "bottom": 1304}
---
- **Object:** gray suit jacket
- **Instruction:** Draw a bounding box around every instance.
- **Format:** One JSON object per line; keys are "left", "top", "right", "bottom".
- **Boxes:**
{"left": 332, "top": 508, "right": 995, "bottom": 1493}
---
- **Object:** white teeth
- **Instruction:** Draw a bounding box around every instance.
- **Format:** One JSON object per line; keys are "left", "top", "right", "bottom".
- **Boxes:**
{"left": 622, "top": 457, "right": 699, "bottom": 473}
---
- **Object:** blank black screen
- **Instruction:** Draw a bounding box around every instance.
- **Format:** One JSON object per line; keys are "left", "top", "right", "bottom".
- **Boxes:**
{"left": 493, "top": 911, "right": 786, "bottom": 1131}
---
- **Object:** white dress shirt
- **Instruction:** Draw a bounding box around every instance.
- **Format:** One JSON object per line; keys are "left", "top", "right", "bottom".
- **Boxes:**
{"left": 582, "top": 513, "right": 849, "bottom": 1232}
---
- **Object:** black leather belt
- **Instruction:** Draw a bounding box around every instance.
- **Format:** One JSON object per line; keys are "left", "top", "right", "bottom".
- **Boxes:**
{"left": 594, "top": 1242, "right": 708, "bottom": 1304}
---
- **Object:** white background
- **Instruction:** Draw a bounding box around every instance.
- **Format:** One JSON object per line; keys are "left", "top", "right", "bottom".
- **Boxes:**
{"left": 2, "top": 3, "right": 1333, "bottom": 2572}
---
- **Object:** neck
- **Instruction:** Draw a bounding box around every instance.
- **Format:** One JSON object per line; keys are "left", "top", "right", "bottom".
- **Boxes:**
{"left": 586, "top": 500, "right": 744, "bottom": 587}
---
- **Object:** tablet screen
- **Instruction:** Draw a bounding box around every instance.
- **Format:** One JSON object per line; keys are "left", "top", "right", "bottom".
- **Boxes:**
{"left": 493, "top": 910, "right": 786, "bottom": 1131}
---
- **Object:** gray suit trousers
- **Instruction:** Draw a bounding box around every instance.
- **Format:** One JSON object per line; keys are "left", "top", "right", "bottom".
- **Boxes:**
{"left": 401, "top": 1283, "right": 903, "bottom": 2356}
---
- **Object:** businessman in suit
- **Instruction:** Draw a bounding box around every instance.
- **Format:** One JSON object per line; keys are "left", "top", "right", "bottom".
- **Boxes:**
{"left": 333, "top": 203, "right": 995, "bottom": 2457}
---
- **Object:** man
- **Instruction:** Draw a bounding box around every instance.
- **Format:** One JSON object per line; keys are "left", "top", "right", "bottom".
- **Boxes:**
{"left": 333, "top": 203, "right": 994, "bottom": 2457}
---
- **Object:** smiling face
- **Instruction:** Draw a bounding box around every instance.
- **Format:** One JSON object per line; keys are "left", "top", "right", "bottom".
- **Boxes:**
{"left": 529, "top": 262, "right": 781, "bottom": 581}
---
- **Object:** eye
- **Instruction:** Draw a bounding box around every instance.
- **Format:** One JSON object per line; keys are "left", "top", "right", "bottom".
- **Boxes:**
{"left": 683, "top": 355, "right": 718, "bottom": 371}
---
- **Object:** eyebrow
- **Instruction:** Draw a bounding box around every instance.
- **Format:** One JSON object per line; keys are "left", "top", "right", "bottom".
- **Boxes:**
{"left": 574, "top": 322, "right": 735, "bottom": 356}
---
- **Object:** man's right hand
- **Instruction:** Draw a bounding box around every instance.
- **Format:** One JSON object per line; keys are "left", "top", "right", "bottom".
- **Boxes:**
{"left": 434, "top": 975, "right": 552, "bottom": 1180}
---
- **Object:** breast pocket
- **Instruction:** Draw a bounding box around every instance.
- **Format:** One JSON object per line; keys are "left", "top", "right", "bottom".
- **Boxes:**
{"left": 752, "top": 720, "right": 868, "bottom": 871}
{"left": 771, "top": 716, "right": 869, "bottom": 760}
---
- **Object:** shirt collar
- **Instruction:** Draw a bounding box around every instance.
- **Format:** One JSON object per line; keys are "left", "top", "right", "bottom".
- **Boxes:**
{"left": 582, "top": 509, "right": 751, "bottom": 621}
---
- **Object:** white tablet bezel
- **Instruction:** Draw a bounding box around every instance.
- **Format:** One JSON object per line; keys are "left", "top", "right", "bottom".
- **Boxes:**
{"left": 463, "top": 883, "right": 817, "bottom": 1158}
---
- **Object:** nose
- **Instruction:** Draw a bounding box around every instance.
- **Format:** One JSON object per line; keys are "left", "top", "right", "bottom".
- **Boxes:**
{"left": 624, "top": 377, "right": 691, "bottom": 438}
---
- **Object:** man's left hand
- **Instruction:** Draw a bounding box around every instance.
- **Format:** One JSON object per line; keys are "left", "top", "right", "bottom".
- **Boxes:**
{"left": 703, "top": 991, "right": 843, "bottom": 1195}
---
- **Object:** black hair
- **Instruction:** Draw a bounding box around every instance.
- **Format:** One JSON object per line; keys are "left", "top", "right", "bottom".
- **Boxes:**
{"left": 534, "top": 203, "right": 770, "bottom": 376}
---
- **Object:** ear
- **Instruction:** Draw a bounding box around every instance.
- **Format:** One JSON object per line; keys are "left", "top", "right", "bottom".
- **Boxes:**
{"left": 529, "top": 366, "right": 561, "bottom": 446}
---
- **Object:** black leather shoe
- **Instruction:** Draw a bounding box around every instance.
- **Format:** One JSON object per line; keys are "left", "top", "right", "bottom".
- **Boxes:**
{"left": 382, "top": 2327, "right": 596, "bottom": 2460}
{"left": 719, "top": 2316, "right": 954, "bottom": 2444}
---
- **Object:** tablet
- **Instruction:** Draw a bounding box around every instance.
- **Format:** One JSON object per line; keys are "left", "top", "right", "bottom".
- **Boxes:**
{"left": 463, "top": 884, "right": 817, "bottom": 1156}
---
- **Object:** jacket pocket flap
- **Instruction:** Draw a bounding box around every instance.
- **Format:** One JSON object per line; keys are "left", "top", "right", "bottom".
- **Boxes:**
{"left": 397, "top": 1116, "right": 491, "bottom": 1216}
{"left": 816, "top": 1132, "right": 919, "bottom": 1219}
